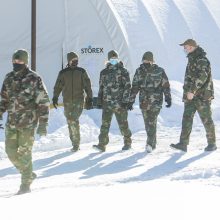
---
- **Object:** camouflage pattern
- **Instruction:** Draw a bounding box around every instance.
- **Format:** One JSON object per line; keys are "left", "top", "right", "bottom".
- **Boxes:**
{"left": 130, "top": 63, "right": 171, "bottom": 148}
{"left": 142, "top": 108, "right": 160, "bottom": 148}
{"left": 64, "top": 101, "right": 84, "bottom": 147}
{"left": 180, "top": 47, "right": 216, "bottom": 145}
{"left": 130, "top": 63, "right": 171, "bottom": 110}
{"left": 53, "top": 65, "right": 93, "bottom": 147}
{"left": 97, "top": 62, "right": 132, "bottom": 147}
{"left": 180, "top": 99, "right": 216, "bottom": 145}
{"left": 0, "top": 68, "right": 50, "bottom": 128}
{"left": 98, "top": 108, "right": 132, "bottom": 147}
{"left": 0, "top": 67, "right": 50, "bottom": 186}
{"left": 97, "top": 62, "right": 131, "bottom": 109}
{"left": 183, "top": 47, "right": 214, "bottom": 101}
{"left": 53, "top": 66, "right": 93, "bottom": 103}
{"left": 5, "top": 127, "right": 35, "bottom": 185}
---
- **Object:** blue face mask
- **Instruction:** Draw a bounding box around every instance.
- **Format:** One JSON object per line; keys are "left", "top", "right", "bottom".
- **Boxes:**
{"left": 109, "top": 59, "right": 118, "bottom": 66}
{"left": 184, "top": 48, "right": 188, "bottom": 55}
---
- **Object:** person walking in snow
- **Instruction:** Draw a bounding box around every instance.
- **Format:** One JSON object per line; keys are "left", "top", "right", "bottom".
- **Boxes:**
{"left": 0, "top": 49, "right": 50, "bottom": 194}
{"left": 171, "top": 39, "right": 217, "bottom": 152}
{"left": 52, "top": 52, "right": 93, "bottom": 152}
{"left": 129, "top": 52, "right": 171, "bottom": 153}
{"left": 93, "top": 50, "right": 132, "bottom": 152}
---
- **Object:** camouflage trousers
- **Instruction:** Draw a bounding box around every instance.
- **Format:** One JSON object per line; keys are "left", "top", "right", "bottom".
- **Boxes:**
{"left": 142, "top": 108, "right": 160, "bottom": 148}
{"left": 180, "top": 99, "right": 216, "bottom": 145}
{"left": 5, "top": 127, "right": 35, "bottom": 185}
{"left": 98, "top": 108, "right": 132, "bottom": 147}
{"left": 64, "top": 101, "right": 84, "bottom": 147}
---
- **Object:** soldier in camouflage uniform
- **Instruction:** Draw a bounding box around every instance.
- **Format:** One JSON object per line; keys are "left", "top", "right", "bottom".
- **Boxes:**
{"left": 129, "top": 52, "right": 171, "bottom": 153}
{"left": 0, "top": 49, "right": 50, "bottom": 194}
{"left": 171, "top": 39, "right": 217, "bottom": 152}
{"left": 53, "top": 52, "right": 93, "bottom": 152}
{"left": 93, "top": 50, "right": 132, "bottom": 152}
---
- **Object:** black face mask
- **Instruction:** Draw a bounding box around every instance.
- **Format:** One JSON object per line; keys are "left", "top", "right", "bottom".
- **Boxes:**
{"left": 13, "top": 63, "right": 26, "bottom": 72}
{"left": 143, "top": 63, "right": 152, "bottom": 69}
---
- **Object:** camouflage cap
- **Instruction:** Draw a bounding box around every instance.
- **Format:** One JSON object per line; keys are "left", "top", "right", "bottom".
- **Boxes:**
{"left": 179, "top": 39, "right": 198, "bottom": 47}
{"left": 67, "top": 52, "right": 78, "bottom": 62}
{"left": 142, "top": 51, "right": 154, "bottom": 62}
{"left": 108, "top": 50, "right": 118, "bottom": 60}
{"left": 12, "top": 49, "right": 29, "bottom": 64}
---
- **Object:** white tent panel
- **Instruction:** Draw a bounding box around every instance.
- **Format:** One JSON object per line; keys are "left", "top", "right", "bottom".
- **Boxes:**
{"left": 1, "top": 0, "right": 220, "bottom": 97}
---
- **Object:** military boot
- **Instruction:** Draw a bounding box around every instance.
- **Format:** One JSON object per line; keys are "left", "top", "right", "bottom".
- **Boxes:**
{"left": 170, "top": 143, "right": 187, "bottom": 152}
{"left": 16, "top": 172, "right": 37, "bottom": 195}
{"left": 204, "top": 144, "right": 217, "bottom": 152}
{"left": 16, "top": 184, "right": 31, "bottom": 195}
{"left": 145, "top": 145, "right": 153, "bottom": 153}
{"left": 122, "top": 145, "right": 131, "bottom": 151}
{"left": 71, "top": 145, "right": 80, "bottom": 152}
{"left": 93, "top": 144, "right": 106, "bottom": 152}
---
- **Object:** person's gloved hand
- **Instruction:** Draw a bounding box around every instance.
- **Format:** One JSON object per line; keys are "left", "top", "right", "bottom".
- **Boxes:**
{"left": 37, "top": 124, "right": 47, "bottom": 137}
{"left": 0, "top": 117, "right": 3, "bottom": 129}
{"left": 165, "top": 98, "right": 172, "bottom": 108}
{"left": 85, "top": 98, "right": 93, "bottom": 110}
{"left": 96, "top": 98, "right": 102, "bottom": 109}
{"left": 127, "top": 102, "right": 134, "bottom": 111}
{"left": 52, "top": 97, "right": 58, "bottom": 109}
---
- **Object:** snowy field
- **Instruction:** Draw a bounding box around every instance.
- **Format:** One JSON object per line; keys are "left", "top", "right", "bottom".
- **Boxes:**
{"left": 0, "top": 80, "right": 220, "bottom": 220}
{"left": 0, "top": 121, "right": 220, "bottom": 219}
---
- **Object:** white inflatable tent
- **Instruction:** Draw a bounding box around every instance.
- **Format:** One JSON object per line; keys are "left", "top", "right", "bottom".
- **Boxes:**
{"left": 1, "top": 0, "right": 220, "bottom": 97}
{"left": 0, "top": 0, "right": 133, "bottom": 96}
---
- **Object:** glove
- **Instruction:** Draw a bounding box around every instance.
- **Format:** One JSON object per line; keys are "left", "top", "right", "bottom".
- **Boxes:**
{"left": 127, "top": 102, "right": 134, "bottom": 111}
{"left": 37, "top": 124, "right": 47, "bottom": 137}
{"left": 165, "top": 98, "right": 172, "bottom": 108}
{"left": 0, "top": 117, "right": 3, "bottom": 129}
{"left": 85, "top": 98, "right": 93, "bottom": 110}
{"left": 52, "top": 97, "right": 58, "bottom": 109}
{"left": 94, "top": 97, "right": 102, "bottom": 109}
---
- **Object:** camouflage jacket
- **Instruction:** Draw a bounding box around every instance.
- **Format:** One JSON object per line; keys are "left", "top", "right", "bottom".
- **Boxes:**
{"left": 130, "top": 63, "right": 171, "bottom": 110}
{"left": 98, "top": 62, "right": 131, "bottom": 109}
{"left": 53, "top": 66, "right": 93, "bottom": 103}
{"left": 183, "top": 47, "right": 214, "bottom": 102}
{"left": 0, "top": 68, "right": 50, "bottom": 129}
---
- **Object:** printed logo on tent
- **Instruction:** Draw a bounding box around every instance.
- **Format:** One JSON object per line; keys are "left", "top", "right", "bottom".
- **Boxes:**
{"left": 81, "top": 45, "right": 104, "bottom": 55}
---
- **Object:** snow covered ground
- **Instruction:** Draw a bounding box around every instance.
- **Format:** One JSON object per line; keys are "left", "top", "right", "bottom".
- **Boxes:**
{"left": 0, "top": 122, "right": 220, "bottom": 219}
{"left": 0, "top": 80, "right": 220, "bottom": 220}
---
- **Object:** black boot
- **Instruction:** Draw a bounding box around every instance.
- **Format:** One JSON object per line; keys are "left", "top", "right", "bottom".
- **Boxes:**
{"left": 16, "top": 172, "right": 37, "bottom": 195}
{"left": 16, "top": 184, "right": 31, "bottom": 195}
{"left": 122, "top": 145, "right": 131, "bottom": 151}
{"left": 71, "top": 145, "right": 80, "bottom": 152}
{"left": 170, "top": 143, "right": 187, "bottom": 152}
{"left": 204, "top": 144, "right": 217, "bottom": 152}
{"left": 93, "top": 144, "right": 106, "bottom": 152}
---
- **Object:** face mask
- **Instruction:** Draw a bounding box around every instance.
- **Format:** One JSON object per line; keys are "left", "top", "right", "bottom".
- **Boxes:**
{"left": 184, "top": 48, "right": 189, "bottom": 55}
{"left": 143, "top": 63, "right": 152, "bottom": 68}
{"left": 13, "top": 63, "right": 26, "bottom": 72}
{"left": 109, "top": 59, "right": 118, "bottom": 66}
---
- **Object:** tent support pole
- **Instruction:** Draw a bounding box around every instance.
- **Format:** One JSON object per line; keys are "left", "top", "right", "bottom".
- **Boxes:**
{"left": 31, "top": 0, "right": 36, "bottom": 71}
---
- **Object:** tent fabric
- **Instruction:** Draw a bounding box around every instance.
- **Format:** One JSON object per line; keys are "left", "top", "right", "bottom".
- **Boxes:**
{"left": 1, "top": 0, "right": 220, "bottom": 97}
